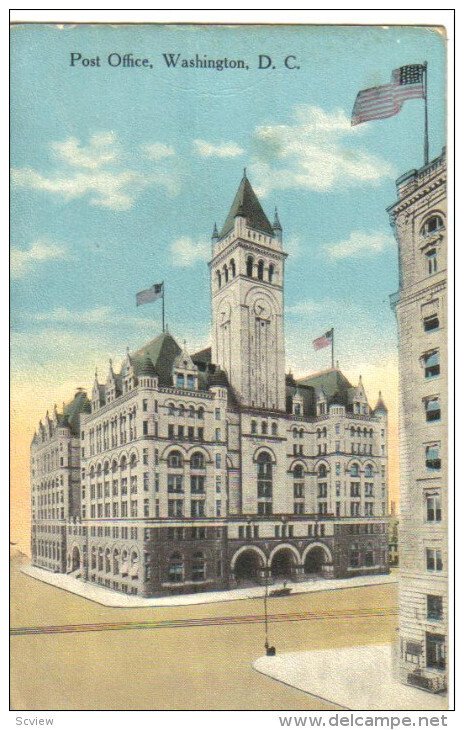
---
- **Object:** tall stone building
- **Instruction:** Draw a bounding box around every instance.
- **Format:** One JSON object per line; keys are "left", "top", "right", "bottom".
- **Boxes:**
{"left": 31, "top": 172, "right": 390, "bottom": 597}
{"left": 30, "top": 389, "right": 91, "bottom": 572}
{"left": 389, "top": 149, "right": 447, "bottom": 693}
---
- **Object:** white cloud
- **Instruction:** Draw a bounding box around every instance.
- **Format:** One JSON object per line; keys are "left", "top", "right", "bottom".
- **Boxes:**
{"left": 193, "top": 139, "right": 244, "bottom": 158}
{"left": 170, "top": 236, "right": 210, "bottom": 267}
{"left": 12, "top": 133, "right": 181, "bottom": 210}
{"left": 11, "top": 239, "right": 68, "bottom": 279}
{"left": 325, "top": 230, "right": 394, "bottom": 260}
{"left": 249, "top": 105, "right": 394, "bottom": 196}
{"left": 11, "top": 165, "right": 148, "bottom": 211}
{"left": 142, "top": 142, "right": 176, "bottom": 160}
{"left": 51, "top": 132, "right": 120, "bottom": 169}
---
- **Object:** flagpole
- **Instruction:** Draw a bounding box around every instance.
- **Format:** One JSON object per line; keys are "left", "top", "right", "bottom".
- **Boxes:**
{"left": 423, "top": 61, "right": 429, "bottom": 166}
{"left": 161, "top": 282, "right": 165, "bottom": 333}
{"left": 331, "top": 328, "right": 334, "bottom": 369}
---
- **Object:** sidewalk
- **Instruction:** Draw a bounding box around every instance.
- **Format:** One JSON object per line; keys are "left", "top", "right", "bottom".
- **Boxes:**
{"left": 22, "top": 564, "right": 397, "bottom": 608}
{"left": 254, "top": 644, "right": 448, "bottom": 711}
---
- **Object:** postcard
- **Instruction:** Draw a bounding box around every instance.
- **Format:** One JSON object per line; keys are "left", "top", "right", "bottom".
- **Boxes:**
{"left": 10, "top": 20, "right": 449, "bottom": 714}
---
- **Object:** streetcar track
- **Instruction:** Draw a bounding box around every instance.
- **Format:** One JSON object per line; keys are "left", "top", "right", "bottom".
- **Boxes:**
{"left": 11, "top": 607, "right": 398, "bottom": 636}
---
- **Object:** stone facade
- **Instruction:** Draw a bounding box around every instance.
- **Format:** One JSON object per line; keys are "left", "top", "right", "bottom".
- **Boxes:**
{"left": 31, "top": 172, "right": 390, "bottom": 597}
{"left": 389, "top": 150, "right": 447, "bottom": 694}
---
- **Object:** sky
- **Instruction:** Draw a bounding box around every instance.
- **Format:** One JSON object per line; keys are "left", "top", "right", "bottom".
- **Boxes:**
{"left": 10, "top": 23, "right": 446, "bottom": 552}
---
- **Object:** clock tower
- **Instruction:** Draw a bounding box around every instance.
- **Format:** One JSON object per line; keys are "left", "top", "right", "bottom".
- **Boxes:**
{"left": 210, "top": 171, "right": 287, "bottom": 410}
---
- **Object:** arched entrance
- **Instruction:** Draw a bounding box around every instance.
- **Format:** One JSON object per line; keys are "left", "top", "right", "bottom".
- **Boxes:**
{"left": 71, "top": 546, "right": 81, "bottom": 573}
{"left": 270, "top": 548, "right": 297, "bottom": 580}
{"left": 304, "top": 545, "right": 329, "bottom": 576}
{"left": 233, "top": 548, "right": 264, "bottom": 584}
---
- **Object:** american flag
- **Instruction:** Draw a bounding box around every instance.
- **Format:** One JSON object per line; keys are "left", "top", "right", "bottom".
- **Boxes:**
{"left": 136, "top": 282, "right": 164, "bottom": 306}
{"left": 351, "top": 64, "right": 425, "bottom": 126}
{"left": 313, "top": 330, "right": 333, "bottom": 351}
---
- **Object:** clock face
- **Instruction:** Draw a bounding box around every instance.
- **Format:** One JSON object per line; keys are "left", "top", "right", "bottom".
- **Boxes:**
{"left": 254, "top": 298, "right": 271, "bottom": 318}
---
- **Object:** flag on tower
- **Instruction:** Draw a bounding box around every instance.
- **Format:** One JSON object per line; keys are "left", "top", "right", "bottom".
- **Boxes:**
{"left": 313, "top": 330, "right": 333, "bottom": 351}
{"left": 351, "top": 64, "right": 425, "bottom": 126}
{"left": 136, "top": 282, "right": 164, "bottom": 306}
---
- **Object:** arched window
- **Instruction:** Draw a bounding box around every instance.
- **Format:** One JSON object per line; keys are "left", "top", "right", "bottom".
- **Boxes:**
{"left": 422, "top": 215, "right": 444, "bottom": 236}
{"left": 322, "top": 427, "right": 327, "bottom": 438}
{"left": 91, "top": 546, "right": 96, "bottom": 570}
{"left": 104, "top": 460, "right": 109, "bottom": 474}
{"left": 350, "top": 426, "right": 355, "bottom": 437}
{"left": 350, "top": 463, "right": 360, "bottom": 477}
{"left": 261, "top": 421, "right": 268, "bottom": 435}
{"left": 257, "top": 452, "right": 273, "bottom": 505}
{"left": 120, "top": 455, "right": 127, "bottom": 471}
{"left": 168, "top": 552, "right": 183, "bottom": 582}
{"left": 188, "top": 405, "right": 195, "bottom": 418}
{"left": 257, "top": 260, "right": 264, "bottom": 280}
{"left": 96, "top": 463, "right": 102, "bottom": 476}
{"left": 130, "top": 551, "right": 139, "bottom": 578}
{"left": 318, "top": 464, "right": 327, "bottom": 478}
{"left": 365, "top": 464, "right": 373, "bottom": 477}
{"left": 216, "top": 270, "right": 221, "bottom": 288}
{"left": 130, "top": 453, "right": 137, "bottom": 468}
{"left": 251, "top": 420, "right": 257, "bottom": 434}
{"left": 223, "top": 264, "right": 229, "bottom": 284}
{"left": 178, "top": 404, "right": 185, "bottom": 418}
{"left": 268, "top": 263, "right": 274, "bottom": 283}
{"left": 246, "top": 255, "right": 254, "bottom": 278}
{"left": 271, "top": 422, "right": 278, "bottom": 436}
{"left": 192, "top": 551, "right": 206, "bottom": 582}
{"left": 113, "top": 549, "right": 120, "bottom": 575}
{"left": 105, "top": 548, "right": 111, "bottom": 573}
{"left": 365, "top": 542, "right": 374, "bottom": 567}
{"left": 111, "top": 459, "right": 118, "bottom": 473}
{"left": 299, "top": 428, "right": 304, "bottom": 439}
{"left": 294, "top": 464, "right": 304, "bottom": 480}
{"left": 98, "top": 547, "right": 104, "bottom": 572}
{"left": 121, "top": 550, "right": 129, "bottom": 576}
{"left": 230, "top": 258, "right": 236, "bottom": 277}
{"left": 191, "top": 452, "right": 205, "bottom": 469}
{"left": 197, "top": 406, "right": 205, "bottom": 420}
{"left": 168, "top": 450, "right": 183, "bottom": 468}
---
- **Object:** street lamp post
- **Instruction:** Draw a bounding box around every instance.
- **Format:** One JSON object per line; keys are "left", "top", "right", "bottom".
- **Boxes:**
{"left": 263, "top": 566, "right": 276, "bottom": 656}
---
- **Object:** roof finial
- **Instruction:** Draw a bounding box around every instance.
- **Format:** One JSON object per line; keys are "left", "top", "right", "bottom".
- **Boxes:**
{"left": 211, "top": 222, "right": 219, "bottom": 241}
{"left": 273, "top": 206, "right": 282, "bottom": 232}
{"left": 336, "top": 360, "right": 340, "bottom": 369}
{"left": 243, "top": 167, "right": 247, "bottom": 179}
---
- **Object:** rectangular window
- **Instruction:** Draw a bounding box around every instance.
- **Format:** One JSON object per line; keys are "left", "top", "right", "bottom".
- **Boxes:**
{"left": 216, "top": 500, "right": 222, "bottom": 517}
{"left": 215, "top": 454, "right": 221, "bottom": 469}
{"left": 168, "top": 424, "right": 174, "bottom": 439}
{"left": 215, "top": 428, "right": 221, "bottom": 442}
{"left": 215, "top": 408, "right": 221, "bottom": 420}
{"left": 427, "top": 594, "right": 443, "bottom": 620}
{"left": 426, "top": 444, "right": 441, "bottom": 471}
{"left": 143, "top": 448, "right": 148, "bottom": 465}
{"left": 426, "top": 494, "right": 442, "bottom": 522}
{"left": 426, "top": 548, "right": 443, "bottom": 572}
{"left": 215, "top": 475, "right": 221, "bottom": 493}
{"left": 424, "top": 350, "right": 440, "bottom": 378}
{"left": 238, "top": 526, "right": 244, "bottom": 539}
{"left": 143, "top": 399, "right": 148, "bottom": 412}
{"left": 426, "top": 633, "right": 446, "bottom": 670}
{"left": 143, "top": 421, "right": 148, "bottom": 436}
{"left": 425, "top": 396, "right": 441, "bottom": 422}
{"left": 423, "top": 313, "right": 439, "bottom": 332}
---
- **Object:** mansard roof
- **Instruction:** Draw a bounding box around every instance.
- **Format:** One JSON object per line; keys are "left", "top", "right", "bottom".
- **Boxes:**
{"left": 219, "top": 172, "right": 274, "bottom": 238}
{"left": 297, "top": 368, "right": 353, "bottom": 400}
{"left": 132, "top": 331, "right": 182, "bottom": 387}
{"left": 62, "top": 389, "right": 91, "bottom": 434}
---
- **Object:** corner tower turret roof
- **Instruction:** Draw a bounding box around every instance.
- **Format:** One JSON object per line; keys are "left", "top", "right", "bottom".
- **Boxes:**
{"left": 219, "top": 171, "right": 274, "bottom": 238}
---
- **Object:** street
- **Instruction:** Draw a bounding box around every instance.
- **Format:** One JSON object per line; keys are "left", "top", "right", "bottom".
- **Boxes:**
{"left": 10, "top": 559, "right": 398, "bottom": 710}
